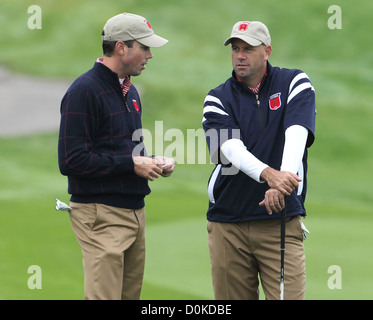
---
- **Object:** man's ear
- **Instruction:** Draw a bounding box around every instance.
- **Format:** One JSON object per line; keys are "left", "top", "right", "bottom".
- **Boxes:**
{"left": 264, "top": 45, "right": 272, "bottom": 61}
{"left": 115, "top": 41, "right": 128, "bottom": 56}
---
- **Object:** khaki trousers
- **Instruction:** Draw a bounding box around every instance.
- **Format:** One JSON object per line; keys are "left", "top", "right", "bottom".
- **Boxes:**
{"left": 69, "top": 202, "right": 146, "bottom": 300}
{"left": 208, "top": 215, "right": 305, "bottom": 300}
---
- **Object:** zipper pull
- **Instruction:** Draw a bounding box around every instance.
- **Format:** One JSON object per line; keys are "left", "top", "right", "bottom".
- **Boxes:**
{"left": 255, "top": 94, "right": 265, "bottom": 133}
{"left": 124, "top": 100, "right": 130, "bottom": 112}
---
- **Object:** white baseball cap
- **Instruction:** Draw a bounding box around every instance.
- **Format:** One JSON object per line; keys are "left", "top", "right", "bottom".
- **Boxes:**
{"left": 224, "top": 21, "right": 271, "bottom": 46}
{"left": 102, "top": 13, "right": 168, "bottom": 48}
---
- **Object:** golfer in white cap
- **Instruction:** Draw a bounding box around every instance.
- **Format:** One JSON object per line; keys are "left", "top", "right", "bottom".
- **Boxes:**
{"left": 203, "top": 20, "right": 316, "bottom": 300}
{"left": 58, "top": 13, "right": 174, "bottom": 300}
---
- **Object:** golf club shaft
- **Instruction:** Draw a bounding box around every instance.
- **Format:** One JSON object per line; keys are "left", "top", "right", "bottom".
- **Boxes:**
{"left": 280, "top": 197, "right": 287, "bottom": 300}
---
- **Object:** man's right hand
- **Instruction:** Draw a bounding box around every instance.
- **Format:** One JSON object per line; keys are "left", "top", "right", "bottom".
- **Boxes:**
{"left": 260, "top": 167, "right": 301, "bottom": 196}
{"left": 133, "top": 156, "right": 163, "bottom": 181}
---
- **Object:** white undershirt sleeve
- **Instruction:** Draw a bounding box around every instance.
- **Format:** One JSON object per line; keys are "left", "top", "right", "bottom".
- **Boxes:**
{"left": 280, "top": 125, "right": 308, "bottom": 173}
{"left": 220, "top": 139, "right": 269, "bottom": 183}
{"left": 220, "top": 125, "right": 308, "bottom": 183}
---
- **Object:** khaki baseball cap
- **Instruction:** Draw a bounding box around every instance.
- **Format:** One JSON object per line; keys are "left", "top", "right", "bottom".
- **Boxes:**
{"left": 102, "top": 13, "right": 168, "bottom": 48}
{"left": 224, "top": 21, "right": 271, "bottom": 46}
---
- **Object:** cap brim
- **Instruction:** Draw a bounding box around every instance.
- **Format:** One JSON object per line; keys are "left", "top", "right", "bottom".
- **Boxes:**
{"left": 224, "top": 36, "right": 263, "bottom": 46}
{"left": 137, "top": 34, "right": 168, "bottom": 48}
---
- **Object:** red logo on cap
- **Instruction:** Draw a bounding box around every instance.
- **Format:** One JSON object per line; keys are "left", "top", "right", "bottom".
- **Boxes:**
{"left": 144, "top": 20, "right": 152, "bottom": 29}
{"left": 239, "top": 22, "right": 250, "bottom": 31}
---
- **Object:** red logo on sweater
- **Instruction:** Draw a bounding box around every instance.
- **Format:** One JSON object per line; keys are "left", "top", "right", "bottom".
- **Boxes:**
{"left": 132, "top": 100, "right": 140, "bottom": 111}
{"left": 269, "top": 93, "right": 282, "bottom": 110}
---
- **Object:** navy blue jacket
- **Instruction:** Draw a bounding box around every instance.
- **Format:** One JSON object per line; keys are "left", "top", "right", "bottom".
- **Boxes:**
{"left": 203, "top": 62, "right": 316, "bottom": 222}
{"left": 58, "top": 62, "right": 150, "bottom": 209}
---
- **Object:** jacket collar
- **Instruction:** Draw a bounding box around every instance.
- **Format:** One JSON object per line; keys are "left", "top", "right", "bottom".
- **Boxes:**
{"left": 92, "top": 61, "right": 123, "bottom": 87}
{"left": 232, "top": 62, "right": 272, "bottom": 93}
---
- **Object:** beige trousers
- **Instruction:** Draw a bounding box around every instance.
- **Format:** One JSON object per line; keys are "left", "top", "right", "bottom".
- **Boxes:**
{"left": 208, "top": 215, "right": 306, "bottom": 300}
{"left": 69, "top": 202, "right": 146, "bottom": 300}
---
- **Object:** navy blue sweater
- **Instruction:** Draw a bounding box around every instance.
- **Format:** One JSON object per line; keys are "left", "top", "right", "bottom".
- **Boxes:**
{"left": 203, "top": 63, "right": 316, "bottom": 222}
{"left": 58, "top": 62, "right": 150, "bottom": 209}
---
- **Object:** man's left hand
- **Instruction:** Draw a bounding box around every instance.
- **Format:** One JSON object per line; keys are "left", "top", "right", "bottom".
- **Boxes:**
{"left": 259, "top": 188, "right": 285, "bottom": 215}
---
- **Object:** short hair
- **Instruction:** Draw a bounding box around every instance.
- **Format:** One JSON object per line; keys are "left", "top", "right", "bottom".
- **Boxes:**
{"left": 101, "top": 30, "right": 134, "bottom": 56}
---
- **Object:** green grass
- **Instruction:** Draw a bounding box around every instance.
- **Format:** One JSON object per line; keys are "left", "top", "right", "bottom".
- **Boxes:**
{"left": 1, "top": 0, "right": 373, "bottom": 300}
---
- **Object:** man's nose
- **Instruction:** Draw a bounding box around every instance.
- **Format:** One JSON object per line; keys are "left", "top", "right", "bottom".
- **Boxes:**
{"left": 237, "top": 49, "right": 245, "bottom": 59}
{"left": 147, "top": 49, "right": 153, "bottom": 59}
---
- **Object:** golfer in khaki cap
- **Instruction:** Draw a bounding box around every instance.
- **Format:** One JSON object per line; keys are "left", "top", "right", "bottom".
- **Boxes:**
{"left": 203, "top": 20, "right": 316, "bottom": 300}
{"left": 58, "top": 13, "right": 174, "bottom": 300}
{"left": 102, "top": 13, "right": 168, "bottom": 47}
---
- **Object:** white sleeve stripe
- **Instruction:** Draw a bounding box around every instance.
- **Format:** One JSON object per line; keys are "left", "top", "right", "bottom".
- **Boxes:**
{"left": 203, "top": 105, "right": 229, "bottom": 116}
{"left": 208, "top": 164, "right": 221, "bottom": 204}
{"left": 287, "top": 82, "right": 314, "bottom": 104}
{"left": 204, "top": 95, "right": 225, "bottom": 109}
{"left": 289, "top": 73, "right": 309, "bottom": 93}
{"left": 202, "top": 117, "right": 206, "bottom": 123}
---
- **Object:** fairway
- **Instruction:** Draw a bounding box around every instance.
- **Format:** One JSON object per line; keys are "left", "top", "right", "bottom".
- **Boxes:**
{"left": 1, "top": 0, "right": 373, "bottom": 300}
{"left": 143, "top": 217, "right": 213, "bottom": 300}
